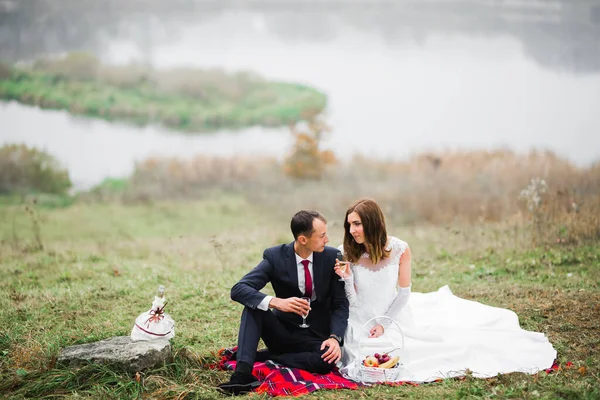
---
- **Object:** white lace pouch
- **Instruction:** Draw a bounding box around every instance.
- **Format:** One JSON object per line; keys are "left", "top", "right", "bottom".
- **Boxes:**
{"left": 131, "top": 289, "right": 175, "bottom": 341}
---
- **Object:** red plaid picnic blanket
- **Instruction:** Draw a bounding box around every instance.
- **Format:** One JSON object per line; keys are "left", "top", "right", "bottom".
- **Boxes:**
{"left": 214, "top": 347, "right": 360, "bottom": 396}
{"left": 213, "top": 347, "right": 561, "bottom": 397}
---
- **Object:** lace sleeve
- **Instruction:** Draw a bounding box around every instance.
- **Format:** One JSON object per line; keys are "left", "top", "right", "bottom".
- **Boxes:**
{"left": 391, "top": 237, "right": 409, "bottom": 260}
{"left": 342, "top": 273, "right": 358, "bottom": 307}
{"left": 336, "top": 244, "right": 358, "bottom": 307}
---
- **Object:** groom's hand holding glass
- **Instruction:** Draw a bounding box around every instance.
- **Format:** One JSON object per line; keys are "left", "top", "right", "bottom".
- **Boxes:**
{"left": 269, "top": 297, "right": 311, "bottom": 316}
{"left": 271, "top": 297, "right": 341, "bottom": 363}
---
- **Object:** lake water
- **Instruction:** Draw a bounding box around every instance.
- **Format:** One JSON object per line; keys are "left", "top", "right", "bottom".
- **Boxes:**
{"left": 1, "top": 2, "right": 600, "bottom": 189}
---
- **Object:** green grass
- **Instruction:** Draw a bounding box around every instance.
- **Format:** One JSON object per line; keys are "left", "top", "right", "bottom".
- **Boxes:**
{"left": 0, "top": 66, "right": 327, "bottom": 132}
{"left": 0, "top": 195, "right": 599, "bottom": 399}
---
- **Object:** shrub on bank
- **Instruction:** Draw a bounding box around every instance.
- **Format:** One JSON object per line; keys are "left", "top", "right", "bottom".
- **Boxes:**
{"left": 283, "top": 111, "right": 337, "bottom": 180}
{"left": 0, "top": 144, "right": 72, "bottom": 196}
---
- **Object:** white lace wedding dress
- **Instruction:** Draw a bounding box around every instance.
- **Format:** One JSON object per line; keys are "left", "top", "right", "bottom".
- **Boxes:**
{"left": 338, "top": 237, "right": 557, "bottom": 383}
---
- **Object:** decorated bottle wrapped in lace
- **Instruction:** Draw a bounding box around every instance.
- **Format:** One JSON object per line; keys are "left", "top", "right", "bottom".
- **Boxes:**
{"left": 131, "top": 285, "right": 175, "bottom": 341}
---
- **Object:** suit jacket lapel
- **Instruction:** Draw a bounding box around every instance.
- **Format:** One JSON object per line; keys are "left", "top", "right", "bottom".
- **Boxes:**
{"left": 284, "top": 242, "right": 300, "bottom": 294}
{"left": 313, "top": 251, "right": 325, "bottom": 301}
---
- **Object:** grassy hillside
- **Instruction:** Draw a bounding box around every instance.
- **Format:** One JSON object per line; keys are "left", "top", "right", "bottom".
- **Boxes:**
{"left": 0, "top": 195, "right": 598, "bottom": 399}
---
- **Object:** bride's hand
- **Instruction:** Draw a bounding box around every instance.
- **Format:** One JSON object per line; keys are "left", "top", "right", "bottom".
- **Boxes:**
{"left": 334, "top": 259, "right": 352, "bottom": 279}
{"left": 369, "top": 324, "right": 384, "bottom": 338}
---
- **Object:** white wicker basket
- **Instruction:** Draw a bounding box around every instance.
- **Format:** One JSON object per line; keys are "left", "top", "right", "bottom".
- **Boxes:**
{"left": 356, "top": 316, "right": 404, "bottom": 383}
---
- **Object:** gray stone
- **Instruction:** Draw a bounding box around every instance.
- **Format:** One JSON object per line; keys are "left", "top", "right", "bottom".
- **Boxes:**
{"left": 58, "top": 336, "right": 171, "bottom": 372}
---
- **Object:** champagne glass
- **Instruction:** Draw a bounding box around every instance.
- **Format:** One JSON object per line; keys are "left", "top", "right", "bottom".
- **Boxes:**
{"left": 299, "top": 296, "right": 311, "bottom": 328}
{"left": 336, "top": 251, "right": 349, "bottom": 281}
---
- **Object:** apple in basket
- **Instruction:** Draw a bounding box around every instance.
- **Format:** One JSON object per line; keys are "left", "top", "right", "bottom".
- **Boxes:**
{"left": 363, "top": 352, "right": 400, "bottom": 369}
{"left": 363, "top": 355, "right": 379, "bottom": 367}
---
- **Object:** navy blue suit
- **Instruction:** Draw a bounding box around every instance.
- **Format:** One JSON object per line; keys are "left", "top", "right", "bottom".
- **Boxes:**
{"left": 230, "top": 243, "right": 349, "bottom": 373}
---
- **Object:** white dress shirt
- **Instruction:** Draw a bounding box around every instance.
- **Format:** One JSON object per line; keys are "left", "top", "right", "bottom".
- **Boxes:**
{"left": 257, "top": 252, "right": 315, "bottom": 310}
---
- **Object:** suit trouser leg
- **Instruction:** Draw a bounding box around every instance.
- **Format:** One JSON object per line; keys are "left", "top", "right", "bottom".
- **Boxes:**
{"left": 236, "top": 307, "right": 334, "bottom": 374}
{"left": 270, "top": 350, "right": 334, "bottom": 374}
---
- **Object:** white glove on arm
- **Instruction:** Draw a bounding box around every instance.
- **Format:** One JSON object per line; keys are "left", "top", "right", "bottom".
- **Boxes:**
{"left": 379, "top": 285, "right": 411, "bottom": 327}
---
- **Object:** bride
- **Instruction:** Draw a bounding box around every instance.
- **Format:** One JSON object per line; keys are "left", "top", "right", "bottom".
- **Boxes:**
{"left": 334, "top": 198, "right": 557, "bottom": 383}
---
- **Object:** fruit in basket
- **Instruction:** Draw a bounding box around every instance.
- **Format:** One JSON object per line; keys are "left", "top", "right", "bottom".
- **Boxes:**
{"left": 363, "top": 356, "right": 379, "bottom": 367}
{"left": 379, "top": 355, "right": 400, "bottom": 369}
{"left": 369, "top": 353, "right": 389, "bottom": 364}
{"left": 363, "top": 352, "right": 400, "bottom": 368}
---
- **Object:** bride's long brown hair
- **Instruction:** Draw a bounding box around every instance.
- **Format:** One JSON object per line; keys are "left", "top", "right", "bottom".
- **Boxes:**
{"left": 343, "top": 198, "right": 390, "bottom": 264}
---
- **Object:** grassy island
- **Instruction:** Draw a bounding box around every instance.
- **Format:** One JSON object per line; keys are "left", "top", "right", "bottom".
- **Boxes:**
{"left": 0, "top": 53, "right": 327, "bottom": 131}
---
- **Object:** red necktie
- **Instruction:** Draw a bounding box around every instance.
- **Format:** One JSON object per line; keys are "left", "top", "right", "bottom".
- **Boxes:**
{"left": 301, "top": 259, "right": 312, "bottom": 299}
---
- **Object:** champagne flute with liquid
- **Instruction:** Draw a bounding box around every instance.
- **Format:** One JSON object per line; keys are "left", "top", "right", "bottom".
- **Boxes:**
{"left": 336, "top": 251, "right": 349, "bottom": 281}
{"left": 299, "top": 296, "right": 311, "bottom": 328}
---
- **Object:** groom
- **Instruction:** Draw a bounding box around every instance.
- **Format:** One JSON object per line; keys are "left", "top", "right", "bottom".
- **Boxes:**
{"left": 218, "top": 210, "right": 349, "bottom": 395}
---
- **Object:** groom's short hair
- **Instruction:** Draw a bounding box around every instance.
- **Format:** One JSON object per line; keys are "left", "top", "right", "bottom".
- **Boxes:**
{"left": 291, "top": 210, "right": 327, "bottom": 240}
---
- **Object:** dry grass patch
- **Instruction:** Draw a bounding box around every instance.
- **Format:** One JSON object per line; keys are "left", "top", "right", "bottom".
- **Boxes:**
{"left": 93, "top": 149, "right": 600, "bottom": 248}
